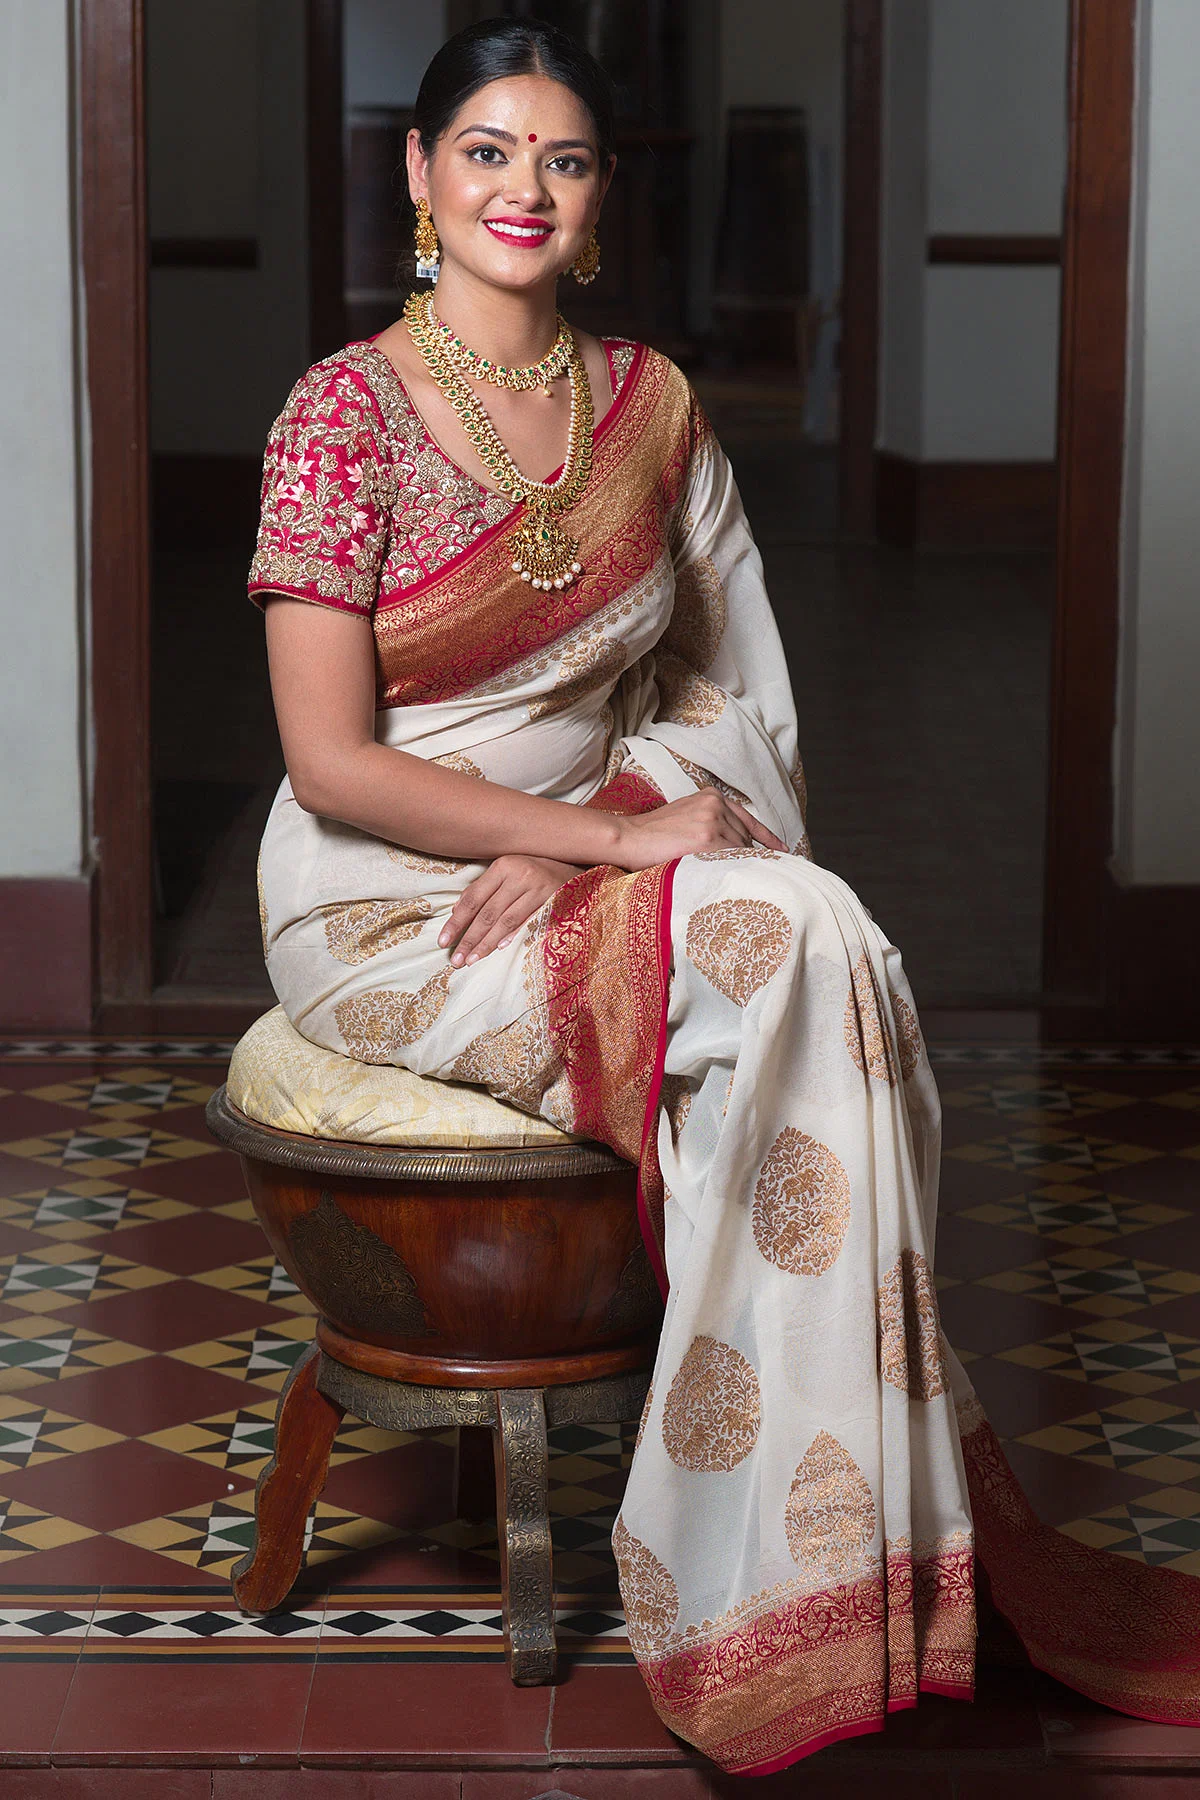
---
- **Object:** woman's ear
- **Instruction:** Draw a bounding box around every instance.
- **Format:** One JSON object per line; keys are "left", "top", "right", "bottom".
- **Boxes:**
{"left": 405, "top": 126, "right": 430, "bottom": 205}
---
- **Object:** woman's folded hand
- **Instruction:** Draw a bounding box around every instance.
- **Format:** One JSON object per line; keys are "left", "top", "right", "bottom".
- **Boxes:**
{"left": 611, "top": 788, "right": 786, "bottom": 871}
{"left": 438, "top": 855, "right": 584, "bottom": 967}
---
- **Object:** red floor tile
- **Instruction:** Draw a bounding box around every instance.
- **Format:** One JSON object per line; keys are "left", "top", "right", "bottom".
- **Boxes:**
{"left": 301, "top": 1661, "right": 552, "bottom": 1766}
{"left": 216, "top": 1774, "right": 460, "bottom": 1798}
{"left": 108, "top": 1211, "right": 269, "bottom": 1276}
{"left": 934, "top": 1213, "right": 1041, "bottom": 1280}
{"left": 47, "top": 1356, "right": 275, "bottom": 1436}
{"left": 1096, "top": 1159, "right": 1200, "bottom": 1206}
{"left": 870, "top": 1668, "right": 1043, "bottom": 1754}
{"left": 937, "top": 1159, "right": 1032, "bottom": 1211}
{"left": 0, "top": 1151, "right": 70, "bottom": 1200}
{"left": 0, "top": 1219, "right": 53, "bottom": 1256}
{"left": 0, "top": 1659, "right": 78, "bottom": 1765}
{"left": 0, "top": 1533, "right": 221, "bottom": 1588}
{"left": 999, "top": 1440, "right": 1157, "bottom": 1527}
{"left": 68, "top": 1281, "right": 290, "bottom": 1352}
{"left": 320, "top": 1440, "right": 457, "bottom": 1530}
{"left": 0, "top": 1436, "right": 252, "bottom": 1532}
{"left": 549, "top": 1664, "right": 691, "bottom": 1762}
{"left": 937, "top": 1281, "right": 1069, "bottom": 1355}
{"left": 0, "top": 1772, "right": 211, "bottom": 1797}
{"left": 964, "top": 1355, "right": 1105, "bottom": 1438}
{"left": 1040, "top": 1702, "right": 1200, "bottom": 1765}
{"left": 464, "top": 1768, "right": 954, "bottom": 1798}
{"left": 1098, "top": 1102, "right": 1200, "bottom": 1154}
{"left": 53, "top": 1658, "right": 316, "bottom": 1765}
{"left": 293, "top": 1536, "right": 500, "bottom": 1596}
{"left": 0, "top": 1095, "right": 94, "bottom": 1138}
{"left": 126, "top": 1156, "right": 249, "bottom": 1209}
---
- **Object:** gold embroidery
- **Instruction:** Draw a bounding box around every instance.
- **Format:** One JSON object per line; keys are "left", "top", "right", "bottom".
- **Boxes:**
{"left": 784, "top": 1431, "right": 876, "bottom": 1578}
{"left": 321, "top": 898, "right": 433, "bottom": 965}
{"left": 694, "top": 846, "right": 782, "bottom": 862}
{"left": 333, "top": 968, "right": 452, "bottom": 1062}
{"left": 661, "top": 1333, "right": 761, "bottom": 1471}
{"left": 447, "top": 1014, "right": 550, "bottom": 1116}
{"left": 844, "top": 954, "right": 923, "bottom": 1085}
{"left": 385, "top": 844, "right": 469, "bottom": 875}
{"left": 668, "top": 753, "right": 751, "bottom": 809}
{"left": 685, "top": 900, "right": 792, "bottom": 1006}
{"left": 612, "top": 1513, "right": 679, "bottom": 1653}
{"left": 665, "top": 556, "right": 727, "bottom": 671}
{"left": 634, "top": 1382, "right": 654, "bottom": 1451}
{"left": 753, "top": 1127, "right": 851, "bottom": 1277}
{"left": 256, "top": 850, "right": 268, "bottom": 958}
{"left": 790, "top": 754, "right": 808, "bottom": 824}
{"left": 431, "top": 751, "right": 484, "bottom": 779}
{"left": 655, "top": 650, "right": 726, "bottom": 727}
{"left": 608, "top": 340, "right": 638, "bottom": 391}
{"left": 878, "top": 1248, "right": 947, "bottom": 1401}
{"left": 528, "top": 637, "right": 626, "bottom": 719}
{"left": 659, "top": 1073, "right": 693, "bottom": 1141}
{"left": 844, "top": 953, "right": 893, "bottom": 1083}
{"left": 894, "top": 991, "right": 922, "bottom": 1081}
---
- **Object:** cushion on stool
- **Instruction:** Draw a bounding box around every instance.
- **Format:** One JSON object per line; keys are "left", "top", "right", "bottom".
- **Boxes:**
{"left": 226, "top": 1005, "right": 583, "bottom": 1150}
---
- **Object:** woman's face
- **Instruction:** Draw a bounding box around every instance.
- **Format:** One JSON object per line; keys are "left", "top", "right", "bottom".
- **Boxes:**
{"left": 408, "top": 74, "right": 613, "bottom": 293}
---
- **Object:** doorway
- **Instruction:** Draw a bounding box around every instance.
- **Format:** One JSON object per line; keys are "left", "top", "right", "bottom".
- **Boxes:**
{"left": 85, "top": 0, "right": 1133, "bottom": 1033}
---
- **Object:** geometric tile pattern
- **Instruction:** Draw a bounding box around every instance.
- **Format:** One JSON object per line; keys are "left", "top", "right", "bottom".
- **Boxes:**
{"left": 0, "top": 1039, "right": 1197, "bottom": 1696}
{"left": 0, "top": 1181, "right": 195, "bottom": 1241}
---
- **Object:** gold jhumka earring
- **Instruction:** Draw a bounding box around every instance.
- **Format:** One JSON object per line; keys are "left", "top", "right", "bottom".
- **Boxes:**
{"left": 414, "top": 197, "right": 440, "bottom": 282}
{"left": 570, "top": 227, "right": 601, "bottom": 285}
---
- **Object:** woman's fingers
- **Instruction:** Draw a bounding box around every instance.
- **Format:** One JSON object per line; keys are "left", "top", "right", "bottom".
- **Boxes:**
{"left": 438, "top": 868, "right": 503, "bottom": 962}
{"left": 456, "top": 889, "right": 537, "bottom": 964}
{"left": 726, "top": 800, "right": 787, "bottom": 852}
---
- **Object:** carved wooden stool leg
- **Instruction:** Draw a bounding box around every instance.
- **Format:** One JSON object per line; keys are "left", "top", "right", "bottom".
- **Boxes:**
{"left": 456, "top": 1423, "right": 497, "bottom": 1522}
{"left": 233, "top": 1343, "right": 344, "bottom": 1614}
{"left": 494, "top": 1388, "right": 556, "bottom": 1685}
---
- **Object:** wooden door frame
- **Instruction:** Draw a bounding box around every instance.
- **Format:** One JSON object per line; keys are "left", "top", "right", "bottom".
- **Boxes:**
{"left": 83, "top": 0, "right": 1138, "bottom": 1029}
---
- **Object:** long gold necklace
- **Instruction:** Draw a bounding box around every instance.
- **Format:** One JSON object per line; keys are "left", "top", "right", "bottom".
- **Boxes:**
{"left": 403, "top": 289, "right": 592, "bottom": 590}
{"left": 430, "top": 306, "right": 573, "bottom": 396}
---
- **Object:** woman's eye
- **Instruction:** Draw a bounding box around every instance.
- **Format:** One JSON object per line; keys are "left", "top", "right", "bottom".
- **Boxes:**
{"left": 549, "top": 156, "right": 587, "bottom": 175}
{"left": 468, "top": 144, "right": 504, "bottom": 164}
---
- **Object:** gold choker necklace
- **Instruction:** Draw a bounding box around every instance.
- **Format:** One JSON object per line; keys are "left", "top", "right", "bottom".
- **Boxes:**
{"left": 429, "top": 306, "right": 572, "bottom": 397}
{"left": 403, "top": 290, "right": 593, "bottom": 589}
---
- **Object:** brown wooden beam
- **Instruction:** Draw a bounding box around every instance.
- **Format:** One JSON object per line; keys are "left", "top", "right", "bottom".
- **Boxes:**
{"left": 839, "top": 0, "right": 882, "bottom": 539}
{"left": 80, "top": 0, "right": 153, "bottom": 1009}
{"left": 1043, "top": 0, "right": 1136, "bottom": 1014}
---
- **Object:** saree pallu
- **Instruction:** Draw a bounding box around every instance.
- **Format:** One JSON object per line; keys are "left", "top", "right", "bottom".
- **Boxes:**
{"left": 250, "top": 338, "right": 1200, "bottom": 1775}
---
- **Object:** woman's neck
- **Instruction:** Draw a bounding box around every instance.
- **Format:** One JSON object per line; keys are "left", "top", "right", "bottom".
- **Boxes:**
{"left": 424, "top": 265, "right": 561, "bottom": 368}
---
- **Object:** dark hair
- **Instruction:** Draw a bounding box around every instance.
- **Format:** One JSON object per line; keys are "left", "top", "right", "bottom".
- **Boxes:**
{"left": 412, "top": 16, "right": 616, "bottom": 165}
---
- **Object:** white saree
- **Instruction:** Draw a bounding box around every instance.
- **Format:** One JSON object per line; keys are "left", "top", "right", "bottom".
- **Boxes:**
{"left": 249, "top": 335, "right": 1200, "bottom": 1774}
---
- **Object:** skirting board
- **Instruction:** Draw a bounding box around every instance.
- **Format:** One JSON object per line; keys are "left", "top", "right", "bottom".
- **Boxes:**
{"left": 875, "top": 451, "right": 1057, "bottom": 550}
{"left": 0, "top": 876, "right": 94, "bottom": 1030}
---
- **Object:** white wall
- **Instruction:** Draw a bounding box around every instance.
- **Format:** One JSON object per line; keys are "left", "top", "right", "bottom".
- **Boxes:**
{"left": 0, "top": 0, "right": 87, "bottom": 878}
{"left": 1115, "top": 0, "right": 1200, "bottom": 885}
{"left": 148, "top": 0, "right": 310, "bottom": 456}
{"left": 345, "top": 0, "right": 447, "bottom": 109}
{"left": 878, "top": 0, "right": 1068, "bottom": 462}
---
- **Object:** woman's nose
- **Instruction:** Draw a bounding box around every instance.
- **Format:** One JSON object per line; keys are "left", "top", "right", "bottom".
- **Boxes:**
{"left": 502, "top": 155, "right": 551, "bottom": 210}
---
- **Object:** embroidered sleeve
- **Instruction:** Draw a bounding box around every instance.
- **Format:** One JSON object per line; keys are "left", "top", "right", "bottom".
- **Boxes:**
{"left": 248, "top": 361, "right": 397, "bottom": 615}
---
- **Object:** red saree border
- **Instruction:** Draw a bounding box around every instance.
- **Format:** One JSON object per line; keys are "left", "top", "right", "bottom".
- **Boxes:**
{"left": 964, "top": 1412, "right": 1200, "bottom": 1727}
{"left": 642, "top": 1546, "right": 976, "bottom": 1776}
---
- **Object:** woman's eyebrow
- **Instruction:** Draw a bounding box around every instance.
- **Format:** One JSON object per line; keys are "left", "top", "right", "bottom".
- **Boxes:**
{"left": 453, "top": 123, "right": 517, "bottom": 144}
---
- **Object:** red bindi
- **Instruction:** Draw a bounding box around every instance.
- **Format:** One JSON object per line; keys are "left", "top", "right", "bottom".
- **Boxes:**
{"left": 528, "top": 133, "right": 537, "bottom": 142}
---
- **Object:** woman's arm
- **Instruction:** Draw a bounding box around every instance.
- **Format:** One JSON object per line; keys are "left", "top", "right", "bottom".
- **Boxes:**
{"left": 264, "top": 596, "right": 779, "bottom": 872}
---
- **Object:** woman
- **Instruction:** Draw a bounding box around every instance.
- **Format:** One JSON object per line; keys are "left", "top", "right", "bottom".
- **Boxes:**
{"left": 249, "top": 18, "right": 1200, "bottom": 1777}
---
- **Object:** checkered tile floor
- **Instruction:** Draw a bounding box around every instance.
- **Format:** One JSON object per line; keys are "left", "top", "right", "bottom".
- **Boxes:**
{"left": 0, "top": 1041, "right": 1197, "bottom": 1679}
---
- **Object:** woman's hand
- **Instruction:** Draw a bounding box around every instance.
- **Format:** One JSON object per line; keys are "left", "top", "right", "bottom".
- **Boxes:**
{"left": 439, "top": 855, "right": 584, "bottom": 967}
{"left": 612, "top": 788, "right": 786, "bottom": 871}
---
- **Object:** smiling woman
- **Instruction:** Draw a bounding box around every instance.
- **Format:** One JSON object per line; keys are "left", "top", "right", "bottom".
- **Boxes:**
{"left": 244, "top": 12, "right": 1200, "bottom": 1783}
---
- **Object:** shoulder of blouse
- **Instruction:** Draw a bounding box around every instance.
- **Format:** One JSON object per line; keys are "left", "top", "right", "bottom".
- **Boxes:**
{"left": 267, "top": 342, "right": 403, "bottom": 453}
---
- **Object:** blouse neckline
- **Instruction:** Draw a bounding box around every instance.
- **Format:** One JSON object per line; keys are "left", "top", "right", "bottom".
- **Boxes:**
{"left": 352, "top": 333, "right": 634, "bottom": 506}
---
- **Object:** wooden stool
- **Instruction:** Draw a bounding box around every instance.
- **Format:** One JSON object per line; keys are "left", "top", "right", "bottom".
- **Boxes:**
{"left": 205, "top": 1009, "right": 662, "bottom": 1684}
